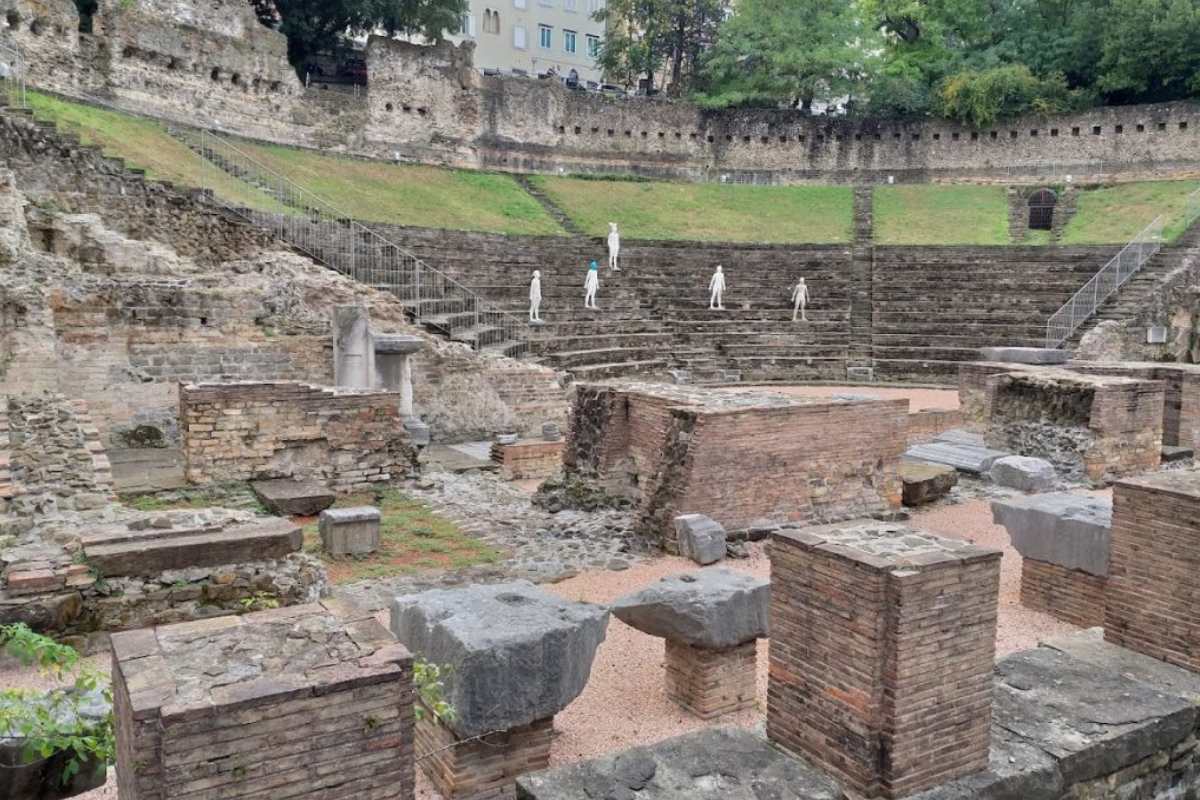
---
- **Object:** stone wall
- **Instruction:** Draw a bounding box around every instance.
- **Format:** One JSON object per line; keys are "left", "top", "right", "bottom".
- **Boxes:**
{"left": 566, "top": 383, "right": 906, "bottom": 547}
{"left": 4, "top": 0, "right": 1200, "bottom": 181}
{"left": 179, "top": 381, "right": 417, "bottom": 491}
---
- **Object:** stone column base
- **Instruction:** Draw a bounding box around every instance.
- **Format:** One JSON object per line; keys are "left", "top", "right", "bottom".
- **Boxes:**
{"left": 415, "top": 712, "right": 554, "bottom": 799}
{"left": 1021, "top": 558, "right": 1106, "bottom": 628}
{"left": 664, "top": 639, "right": 757, "bottom": 719}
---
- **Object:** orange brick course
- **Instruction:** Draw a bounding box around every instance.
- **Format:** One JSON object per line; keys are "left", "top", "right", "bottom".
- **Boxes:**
{"left": 1020, "top": 558, "right": 1106, "bottom": 628}
{"left": 664, "top": 640, "right": 757, "bottom": 720}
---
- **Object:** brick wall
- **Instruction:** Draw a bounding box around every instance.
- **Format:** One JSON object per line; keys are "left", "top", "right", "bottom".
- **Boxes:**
{"left": 768, "top": 522, "right": 1001, "bottom": 798}
{"left": 566, "top": 384, "right": 906, "bottom": 548}
{"left": 906, "top": 408, "right": 964, "bottom": 444}
{"left": 490, "top": 439, "right": 564, "bottom": 481}
{"left": 664, "top": 640, "right": 757, "bottom": 720}
{"left": 111, "top": 602, "right": 415, "bottom": 800}
{"left": 1106, "top": 472, "right": 1200, "bottom": 672}
{"left": 1068, "top": 361, "right": 1200, "bottom": 450}
{"left": 179, "top": 382, "right": 417, "bottom": 491}
{"left": 1020, "top": 559, "right": 1106, "bottom": 628}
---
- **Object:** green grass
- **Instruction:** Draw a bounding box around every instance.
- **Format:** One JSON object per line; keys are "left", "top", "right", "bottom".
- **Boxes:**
{"left": 301, "top": 489, "right": 501, "bottom": 584}
{"left": 232, "top": 140, "right": 564, "bottom": 236}
{"left": 1061, "top": 180, "right": 1200, "bottom": 244}
{"left": 874, "top": 185, "right": 1011, "bottom": 245}
{"left": 27, "top": 91, "right": 285, "bottom": 213}
{"left": 529, "top": 176, "right": 854, "bottom": 243}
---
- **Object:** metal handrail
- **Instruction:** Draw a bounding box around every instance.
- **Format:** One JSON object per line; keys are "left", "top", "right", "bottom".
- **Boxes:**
{"left": 0, "top": 38, "right": 27, "bottom": 110}
{"left": 1045, "top": 186, "right": 1200, "bottom": 348}
{"left": 177, "top": 128, "right": 529, "bottom": 358}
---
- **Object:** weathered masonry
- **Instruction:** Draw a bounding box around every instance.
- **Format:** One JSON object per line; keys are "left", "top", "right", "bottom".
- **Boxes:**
{"left": 564, "top": 383, "right": 906, "bottom": 546}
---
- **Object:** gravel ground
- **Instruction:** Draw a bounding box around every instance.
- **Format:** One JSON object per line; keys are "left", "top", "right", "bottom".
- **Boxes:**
{"left": 6, "top": 487, "right": 1082, "bottom": 800}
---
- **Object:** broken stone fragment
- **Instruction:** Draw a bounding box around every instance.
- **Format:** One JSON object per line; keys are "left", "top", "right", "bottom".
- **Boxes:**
{"left": 611, "top": 568, "right": 769, "bottom": 649}
{"left": 900, "top": 461, "right": 958, "bottom": 507}
{"left": 674, "top": 515, "right": 726, "bottom": 565}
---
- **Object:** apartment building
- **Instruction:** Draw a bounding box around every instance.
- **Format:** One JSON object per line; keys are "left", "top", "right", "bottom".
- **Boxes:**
{"left": 453, "top": 0, "right": 607, "bottom": 85}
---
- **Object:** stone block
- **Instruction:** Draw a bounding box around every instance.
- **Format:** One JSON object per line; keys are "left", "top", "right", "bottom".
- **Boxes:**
{"left": 991, "top": 492, "right": 1112, "bottom": 576}
{"left": 82, "top": 518, "right": 302, "bottom": 577}
{"left": 904, "top": 441, "right": 1009, "bottom": 474}
{"left": 515, "top": 728, "right": 841, "bottom": 800}
{"left": 900, "top": 461, "right": 958, "bottom": 506}
{"left": 979, "top": 347, "right": 1069, "bottom": 365}
{"left": 111, "top": 600, "right": 414, "bottom": 800}
{"left": 318, "top": 506, "right": 381, "bottom": 556}
{"left": 250, "top": 478, "right": 336, "bottom": 516}
{"left": 390, "top": 581, "right": 609, "bottom": 738}
{"left": 611, "top": 568, "right": 769, "bottom": 649}
{"left": 674, "top": 515, "right": 726, "bottom": 566}
{"left": 989, "top": 455, "right": 1057, "bottom": 492}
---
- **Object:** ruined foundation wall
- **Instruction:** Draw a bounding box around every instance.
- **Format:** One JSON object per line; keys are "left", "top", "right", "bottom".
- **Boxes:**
{"left": 179, "top": 382, "right": 417, "bottom": 491}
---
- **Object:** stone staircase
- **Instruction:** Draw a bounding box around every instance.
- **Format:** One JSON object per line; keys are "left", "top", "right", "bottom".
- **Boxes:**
{"left": 169, "top": 127, "right": 531, "bottom": 359}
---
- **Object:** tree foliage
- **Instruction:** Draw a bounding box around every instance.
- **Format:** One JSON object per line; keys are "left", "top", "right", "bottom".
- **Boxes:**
{"left": 261, "top": 0, "right": 467, "bottom": 70}
{"left": 693, "top": 0, "right": 869, "bottom": 111}
{"left": 593, "top": 0, "right": 727, "bottom": 94}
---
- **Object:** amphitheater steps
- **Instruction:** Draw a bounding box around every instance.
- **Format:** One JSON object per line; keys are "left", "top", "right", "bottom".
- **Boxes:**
{"left": 568, "top": 360, "right": 671, "bottom": 380}
{"left": 513, "top": 175, "right": 586, "bottom": 236}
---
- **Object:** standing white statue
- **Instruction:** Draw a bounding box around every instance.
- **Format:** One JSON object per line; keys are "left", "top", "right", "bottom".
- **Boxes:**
{"left": 708, "top": 265, "right": 727, "bottom": 310}
{"left": 529, "top": 270, "right": 543, "bottom": 323}
{"left": 607, "top": 222, "right": 621, "bottom": 271}
{"left": 791, "top": 277, "right": 810, "bottom": 322}
{"left": 584, "top": 260, "right": 600, "bottom": 309}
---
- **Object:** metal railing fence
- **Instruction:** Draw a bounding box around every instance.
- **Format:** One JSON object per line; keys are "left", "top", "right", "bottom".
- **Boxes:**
{"left": 175, "top": 128, "right": 529, "bottom": 358}
{"left": 1044, "top": 186, "right": 1200, "bottom": 347}
{"left": 0, "top": 39, "right": 27, "bottom": 110}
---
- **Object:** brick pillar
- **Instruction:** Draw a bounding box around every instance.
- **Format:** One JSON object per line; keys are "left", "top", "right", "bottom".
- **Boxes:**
{"left": 415, "top": 711, "right": 554, "bottom": 799}
{"left": 767, "top": 521, "right": 1001, "bottom": 798}
{"left": 664, "top": 640, "right": 757, "bottom": 719}
{"left": 1106, "top": 472, "right": 1200, "bottom": 672}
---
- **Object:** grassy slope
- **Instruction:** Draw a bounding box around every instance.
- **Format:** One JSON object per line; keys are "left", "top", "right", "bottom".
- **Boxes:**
{"left": 233, "top": 140, "right": 564, "bottom": 236}
{"left": 874, "top": 185, "right": 1010, "bottom": 245}
{"left": 27, "top": 91, "right": 285, "bottom": 213}
{"left": 530, "top": 176, "right": 854, "bottom": 243}
{"left": 1061, "top": 180, "right": 1200, "bottom": 244}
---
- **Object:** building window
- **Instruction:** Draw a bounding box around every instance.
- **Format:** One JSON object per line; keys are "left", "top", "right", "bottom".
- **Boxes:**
{"left": 483, "top": 9, "right": 500, "bottom": 34}
{"left": 586, "top": 34, "right": 600, "bottom": 58}
{"left": 461, "top": 13, "right": 477, "bottom": 36}
{"left": 539, "top": 0, "right": 553, "bottom": 6}
{"left": 587, "top": 0, "right": 604, "bottom": 12}
{"left": 513, "top": 24, "right": 527, "bottom": 48}
{"left": 514, "top": 0, "right": 526, "bottom": 8}
{"left": 564, "top": 0, "right": 576, "bottom": 10}
{"left": 563, "top": 29, "right": 576, "bottom": 54}
{"left": 539, "top": 24, "right": 552, "bottom": 48}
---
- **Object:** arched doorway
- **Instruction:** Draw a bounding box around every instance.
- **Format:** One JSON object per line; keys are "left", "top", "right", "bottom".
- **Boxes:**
{"left": 1028, "top": 188, "right": 1057, "bottom": 230}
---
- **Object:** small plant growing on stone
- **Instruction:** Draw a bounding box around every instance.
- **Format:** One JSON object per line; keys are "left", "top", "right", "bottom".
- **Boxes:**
{"left": 238, "top": 591, "right": 280, "bottom": 611}
{"left": 413, "top": 660, "right": 455, "bottom": 724}
{"left": 0, "top": 624, "right": 114, "bottom": 786}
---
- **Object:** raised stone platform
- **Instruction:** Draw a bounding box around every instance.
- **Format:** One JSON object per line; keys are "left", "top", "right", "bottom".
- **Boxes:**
{"left": 112, "top": 600, "right": 415, "bottom": 800}
{"left": 515, "top": 727, "right": 841, "bottom": 800}
{"left": 979, "top": 346, "right": 1070, "bottom": 365}
{"left": 81, "top": 517, "right": 302, "bottom": 577}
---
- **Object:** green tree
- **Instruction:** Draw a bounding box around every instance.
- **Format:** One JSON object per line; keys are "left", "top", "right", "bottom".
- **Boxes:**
{"left": 266, "top": 0, "right": 467, "bottom": 71}
{"left": 694, "top": 0, "right": 869, "bottom": 111}
{"left": 1094, "top": 0, "right": 1200, "bottom": 102}
{"left": 935, "top": 64, "right": 1080, "bottom": 126}
{"left": 594, "top": 0, "right": 726, "bottom": 95}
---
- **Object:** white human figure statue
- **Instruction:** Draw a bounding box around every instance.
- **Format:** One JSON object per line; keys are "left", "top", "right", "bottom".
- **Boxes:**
{"left": 529, "top": 270, "right": 543, "bottom": 323}
{"left": 607, "top": 222, "right": 621, "bottom": 271}
{"left": 708, "top": 265, "right": 726, "bottom": 310}
{"left": 792, "top": 277, "right": 811, "bottom": 322}
{"left": 584, "top": 260, "right": 600, "bottom": 309}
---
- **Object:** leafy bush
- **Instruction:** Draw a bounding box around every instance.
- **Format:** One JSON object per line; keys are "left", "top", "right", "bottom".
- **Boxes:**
{"left": 0, "top": 624, "right": 114, "bottom": 784}
{"left": 936, "top": 65, "right": 1082, "bottom": 127}
{"left": 413, "top": 660, "right": 455, "bottom": 723}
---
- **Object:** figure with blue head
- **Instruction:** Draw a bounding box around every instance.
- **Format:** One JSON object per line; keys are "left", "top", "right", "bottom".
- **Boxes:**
{"left": 584, "top": 259, "right": 600, "bottom": 309}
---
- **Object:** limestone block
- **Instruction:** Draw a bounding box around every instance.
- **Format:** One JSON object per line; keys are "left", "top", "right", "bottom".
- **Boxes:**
{"left": 390, "top": 581, "right": 609, "bottom": 738}
{"left": 81, "top": 518, "right": 303, "bottom": 577}
{"left": 991, "top": 492, "right": 1112, "bottom": 576}
{"left": 979, "top": 347, "right": 1070, "bottom": 365}
{"left": 989, "top": 455, "right": 1057, "bottom": 492}
{"left": 675, "top": 515, "right": 727, "bottom": 566}
{"left": 319, "top": 506, "right": 381, "bottom": 556}
{"left": 250, "top": 479, "right": 336, "bottom": 516}
{"left": 611, "top": 569, "right": 769, "bottom": 649}
{"left": 900, "top": 461, "right": 958, "bottom": 507}
{"left": 904, "top": 441, "right": 1009, "bottom": 474}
